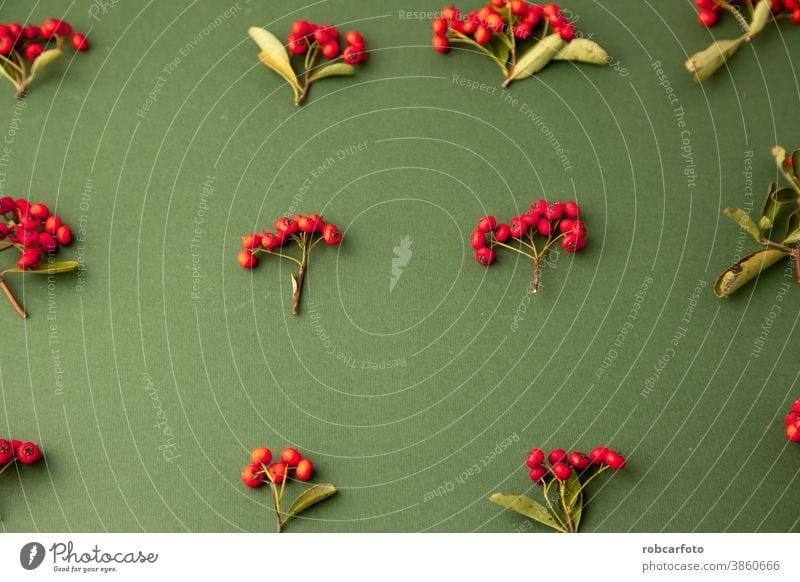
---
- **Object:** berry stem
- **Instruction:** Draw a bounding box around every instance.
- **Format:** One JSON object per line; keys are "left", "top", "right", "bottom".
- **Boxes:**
{"left": 712, "top": 0, "right": 752, "bottom": 34}
{"left": 0, "top": 277, "right": 27, "bottom": 318}
{"left": 449, "top": 30, "right": 509, "bottom": 77}
{"left": 259, "top": 249, "right": 303, "bottom": 267}
{"left": 578, "top": 465, "right": 609, "bottom": 491}
{"left": 558, "top": 480, "right": 576, "bottom": 533}
{"left": 541, "top": 478, "right": 568, "bottom": 532}
{"left": 532, "top": 257, "right": 541, "bottom": 294}
{"left": 262, "top": 463, "right": 284, "bottom": 533}
{"left": 0, "top": 460, "right": 13, "bottom": 477}
{"left": 491, "top": 239, "right": 535, "bottom": 260}
{"left": 291, "top": 244, "right": 308, "bottom": 316}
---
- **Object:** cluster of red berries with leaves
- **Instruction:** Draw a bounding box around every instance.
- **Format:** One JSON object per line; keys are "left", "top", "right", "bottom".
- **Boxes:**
{"left": 471, "top": 199, "right": 586, "bottom": 293}
{"left": 0, "top": 18, "right": 88, "bottom": 98}
{"left": 696, "top": 0, "right": 800, "bottom": 26}
{"left": 0, "top": 437, "right": 43, "bottom": 517}
{"left": 784, "top": 400, "right": 800, "bottom": 442}
{"left": 0, "top": 198, "right": 77, "bottom": 318}
{"left": 433, "top": 2, "right": 608, "bottom": 87}
{"left": 686, "top": 1, "right": 790, "bottom": 82}
{"left": 490, "top": 445, "right": 626, "bottom": 533}
{"left": 238, "top": 213, "right": 342, "bottom": 316}
{"left": 249, "top": 21, "right": 367, "bottom": 105}
{"left": 241, "top": 446, "right": 337, "bottom": 532}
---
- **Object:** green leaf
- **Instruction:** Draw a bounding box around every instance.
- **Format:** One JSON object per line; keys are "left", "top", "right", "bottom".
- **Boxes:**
{"left": 307, "top": 62, "right": 355, "bottom": 83}
{"left": 248, "top": 26, "right": 300, "bottom": 92}
{"left": 489, "top": 492, "right": 566, "bottom": 532}
{"left": 0, "top": 60, "right": 20, "bottom": 90}
{"left": 551, "top": 39, "right": 609, "bottom": 65}
{"left": 791, "top": 149, "right": 800, "bottom": 181}
{"left": 283, "top": 483, "right": 337, "bottom": 526}
{"left": 724, "top": 208, "right": 762, "bottom": 243}
{"left": 749, "top": 0, "right": 772, "bottom": 35}
{"left": 4, "top": 260, "right": 79, "bottom": 276}
{"left": 684, "top": 37, "right": 744, "bottom": 83}
{"left": 490, "top": 36, "right": 511, "bottom": 69}
{"left": 30, "top": 48, "right": 62, "bottom": 80}
{"left": 782, "top": 211, "right": 800, "bottom": 245}
{"left": 714, "top": 249, "right": 787, "bottom": 297}
{"left": 563, "top": 473, "right": 583, "bottom": 531}
{"left": 507, "top": 34, "right": 566, "bottom": 83}
{"left": 758, "top": 185, "right": 797, "bottom": 239}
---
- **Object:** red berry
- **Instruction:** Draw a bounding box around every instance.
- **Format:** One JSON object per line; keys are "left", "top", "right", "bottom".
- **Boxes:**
{"left": 291, "top": 20, "right": 312, "bottom": 36}
{"left": 542, "top": 3, "right": 560, "bottom": 19}
{"left": 470, "top": 229, "right": 487, "bottom": 250}
{"left": 0, "top": 196, "right": 12, "bottom": 214}
{"left": 561, "top": 233, "right": 586, "bottom": 253}
{"left": 0, "top": 224, "right": 8, "bottom": 240}
{"left": 441, "top": 6, "right": 461, "bottom": 20}
{"left": 548, "top": 449, "right": 567, "bottom": 464}
{"left": 786, "top": 423, "right": 800, "bottom": 442}
{"left": 39, "top": 19, "right": 57, "bottom": 39}
{"left": 309, "top": 213, "right": 326, "bottom": 232}
{"left": 545, "top": 202, "right": 565, "bottom": 220}
{"left": 343, "top": 45, "right": 361, "bottom": 64}
{"left": 786, "top": 411, "right": 798, "bottom": 425}
{"left": 551, "top": 462, "right": 572, "bottom": 480}
{"left": 38, "top": 233, "right": 57, "bottom": 254}
{"left": 477, "top": 215, "right": 497, "bottom": 233}
{"left": 567, "top": 451, "right": 590, "bottom": 471}
{"left": 280, "top": 447, "right": 302, "bottom": 467}
{"left": 18, "top": 247, "right": 42, "bottom": 270}
{"left": 321, "top": 41, "right": 339, "bottom": 59}
{"left": 10, "top": 439, "right": 22, "bottom": 456}
{"left": 322, "top": 223, "right": 343, "bottom": 245}
{"left": 260, "top": 232, "right": 280, "bottom": 250}
{"left": 525, "top": 448, "right": 545, "bottom": 468}
{"left": 55, "top": 225, "right": 72, "bottom": 245}
{"left": 588, "top": 446, "right": 608, "bottom": 466}
{"left": 559, "top": 23, "right": 575, "bottom": 41}
{"left": 514, "top": 23, "right": 533, "bottom": 39}
{"left": 511, "top": 0, "right": 530, "bottom": 16}
{"left": 509, "top": 216, "right": 527, "bottom": 238}
{"left": 16, "top": 441, "right": 42, "bottom": 464}
{"left": 54, "top": 19, "right": 72, "bottom": 36}
{"left": 241, "top": 233, "right": 261, "bottom": 249}
{"left": 525, "top": 5, "right": 543, "bottom": 25}
{"left": 295, "top": 458, "right": 314, "bottom": 481}
{"left": 19, "top": 215, "right": 41, "bottom": 230}
{"left": 288, "top": 33, "right": 308, "bottom": 55}
{"left": 22, "top": 26, "right": 39, "bottom": 40}
{"left": 529, "top": 465, "right": 548, "bottom": 483}
{"left": 237, "top": 249, "right": 257, "bottom": 269}
{"left": 793, "top": 9, "right": 800, "bottom": 23}
{"left": 0, "top": 439, "right": 13, "bottom": 464}
{"left": 568, "top": 220, "right": 587, "bottom": 237}
{"left": 0, "top": 36, "right": 13, "bottom": 56}
{"left": 29, "top": 203, "right": 49, "bottom": 220}
{"left": 520, "top": 211, "right": 538, "bottom": 227}
{"left": 474, "top": 25, "right": 492, "bottom": 45}
{"left": 250, "top": 447, "right": 272, "bottom": 466}
{"left": 486, "top": 13, "right": 505, "bottom": 32}
{"left": 319, "top": 24, "right": 338, "bottom": 40}
{"left": 698, "top": 9, "right": 718, "bottom": 26}
{"left": 275, "top": 216, "right": 298, "bottom": 235}
{"left": 493, "top": 223, "right": 511, "bottom": 243}
{"left": 241, "top": 464, "right": 265, "bottom": 488}
{"left": 268, "top": 462, "right": 287, "bottom": 484}
{"left": 558, "top": 218, "right": 574, "bottom": 233}
{"left": 604, "top": 450, "right": 626, "bottom": 470}
{"left": 696, "top": 0, "right": 715, "bottom": 8}
{"left": 8, "top": 23, "right": 21, "bottom": 41}
{"left": 536, "top": 218, "right": 553, "bottom": 237}
{"left": 71, "top": 32, "right": 89, "bottom": 51}
{"left": 792, "top": 400, "right": 800, "bottom": 413}
{"left": 492, "top": 0, "right": 507, "bottom": 7}
{"left": 564, "top": 201, "right": 580, "bottom": 218}
{"left": 433, "top": 35, "right": 450, "bottom": 53}
{"left": 475, "top": 247, "right": 495, "bottom": 266}
{"left": 24, "top": 43, "right": 44, "bottom": 62}
{"left": 344, "top": 31, "right": 364, "bottom": 45}
{"left": 531, "top": 199, "right": 548, "bottom": 215}
{"left": 432, "top": 17, "right": 448, "bottom": 36}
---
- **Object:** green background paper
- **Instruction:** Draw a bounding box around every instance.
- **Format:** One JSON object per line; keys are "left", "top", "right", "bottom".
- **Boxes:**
{"left": 0, "top": 0, "right": 798, "bottom": 533}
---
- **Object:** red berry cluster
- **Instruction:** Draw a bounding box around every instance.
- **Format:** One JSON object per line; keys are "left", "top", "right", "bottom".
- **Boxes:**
{"left": 696, "top": 0, "right": 800, "bottom": 26}
{"left": 0, "top": 197, "right": 73, "bottom": 270}
{"left": 784, "top": 399, "right": 800, "bottom": 442}
{"left": 471, "top": 199, "right": 586, "bottom": 293}
{"left": 0, "top": 437, "right": 43, "bottom": 467}
{"left": 241, "top": 446, "right": 314, "bottom": 488}
{"left": 0, "top": 197, "right": 76, "bottom": 318}
{"left": 288, "top": 21, "right": 368, "bottom": 65}
{"left": 240, "top": 445, "right": 335, "bottom": 532}
{"left": 238, "top": 213, "right": 342, "bottom": 316}
{"left": 433, "top": 1, "right": 575, "bottom": 53}
{"left": 0, "top": 18, "right": 88, "bottom": 98}
{"left": 525, "top": 445, "right": 625, "bottom": 484}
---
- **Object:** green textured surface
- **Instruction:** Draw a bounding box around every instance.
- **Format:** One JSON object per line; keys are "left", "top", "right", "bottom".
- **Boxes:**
{"left": 0, "top": 0, "right": 799, "bottom": 533}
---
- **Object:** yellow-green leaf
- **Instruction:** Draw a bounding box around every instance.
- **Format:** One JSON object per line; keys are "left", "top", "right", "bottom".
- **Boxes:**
{"left": 749, "top": 0, "right": 771, "bottom": 35}
{"left": 684, "top": 37, "right": 744, "bottom": 83}
{"left": 552, "top": 39, "right": 609, "bottom": 65}
{"left": 791, "top": 149, "right": 800, "bottom": 181}
{"left": 489, "top": 492, "right": 566, "bottom": 532}
{"left": 248, "top": 26, "right": 300, "bottom": 91}
{"left": 724, "top": 208, "right": 762, "bottom": 243}
{"left": 4, "top": 260, "right": 79, "bottom": 276}
{"left": 714, "top": 249, "right": 787, "bottom": 297}
{"left": 0, "top": 60, "right": 20, "bottom": 90}
{"left": 308, "top": 62, "right": 355, "bottom": 83}
{"left": 507, "top": 34, "right": 566, "bottom": 83}
{"left": 283, "top": 483, "right": 337, "bottom": 526}
{"left": 30, "top": 48, "right": 62, "bottom": 80}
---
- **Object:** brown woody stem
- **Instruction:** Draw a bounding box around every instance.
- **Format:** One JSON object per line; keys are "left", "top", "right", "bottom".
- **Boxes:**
{"left": 0, "top": 278, "right": 26, "bottom": 318}
{"left": 291, "top": 263, "right": 306, "bottom": 316}
{"left": 532, "top": 258, "right": 541, "bottom": 294}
